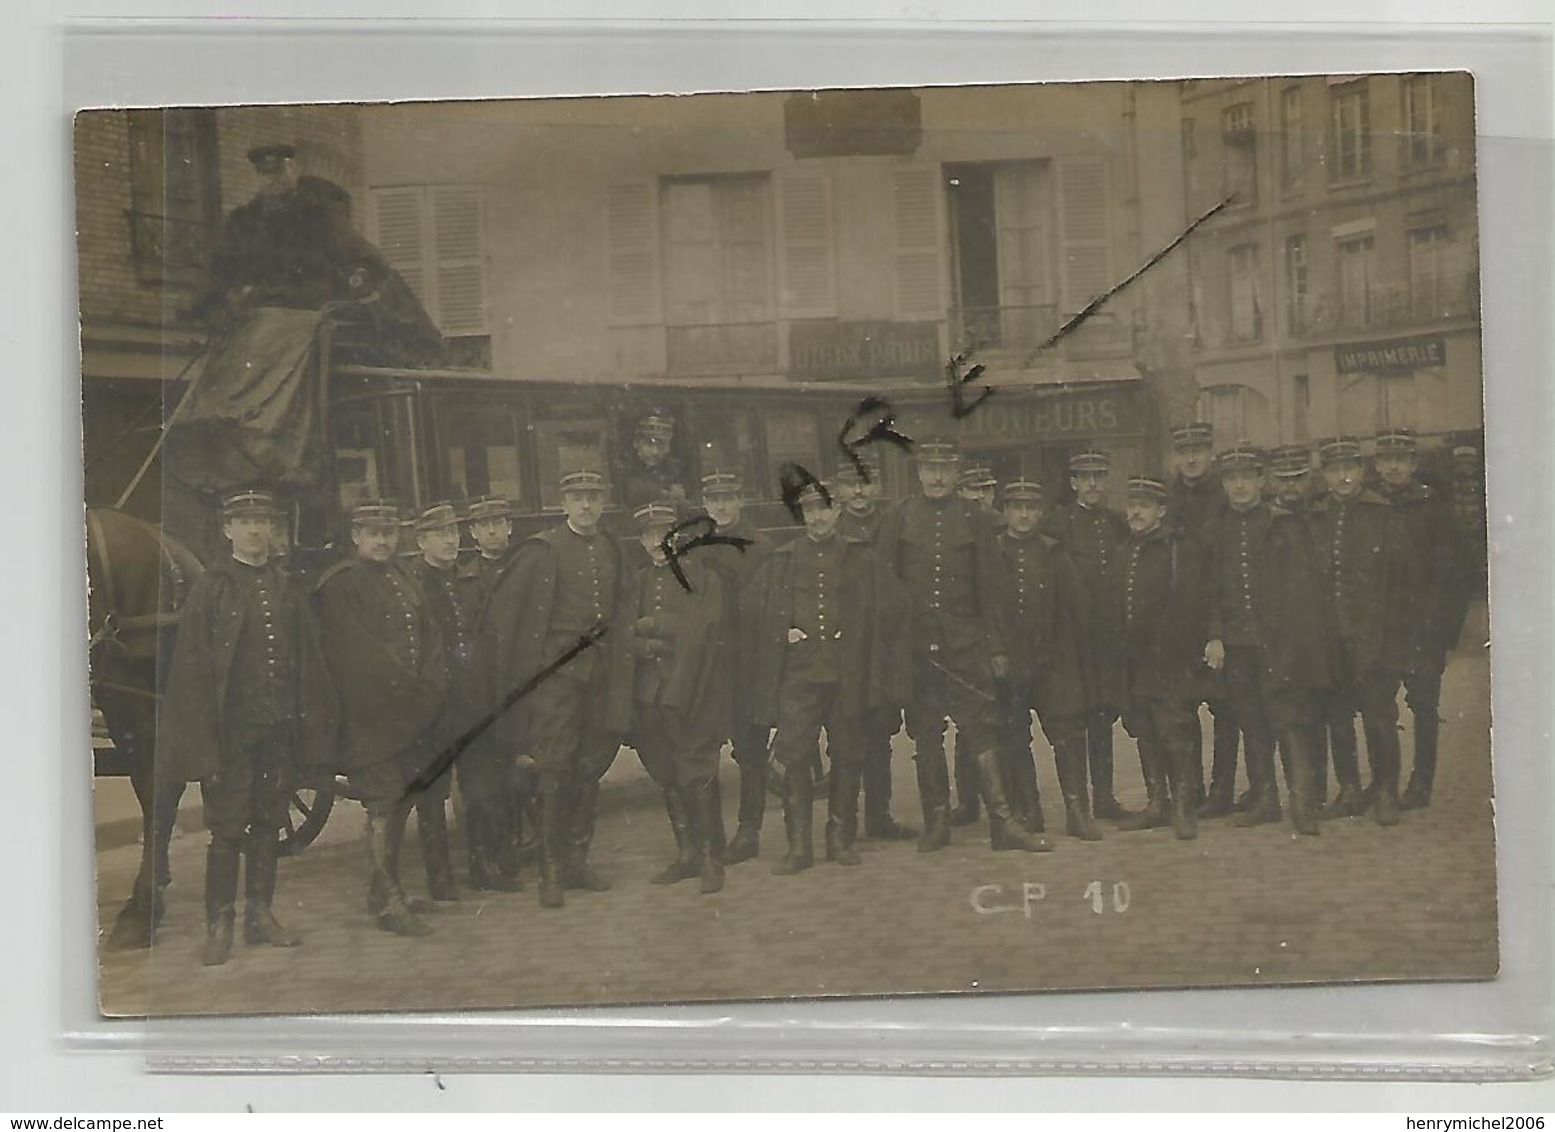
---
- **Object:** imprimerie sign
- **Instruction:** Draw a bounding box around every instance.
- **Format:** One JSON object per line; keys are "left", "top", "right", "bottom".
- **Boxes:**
{"left": 1334, "top": 333, "right": 1447, "bottom": 376}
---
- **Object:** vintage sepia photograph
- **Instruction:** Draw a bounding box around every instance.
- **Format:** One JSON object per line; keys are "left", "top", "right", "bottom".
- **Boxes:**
{"left": 77, "top": 76, "right": 1493, "bottom": 1018}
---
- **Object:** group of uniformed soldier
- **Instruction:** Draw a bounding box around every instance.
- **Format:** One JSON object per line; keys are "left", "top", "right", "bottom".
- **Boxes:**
{"left": 157, "top": 415, "right": 1476, "bottom": 966}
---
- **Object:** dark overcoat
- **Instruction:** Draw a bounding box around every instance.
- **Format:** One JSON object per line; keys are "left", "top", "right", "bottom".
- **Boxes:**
{"left": 158, "top": 558, "right": 337, "bottom": 784}
{"left": 1040, "top": 501, "right": 1129, "bottom": 712}
{"left": 742, "top": 534, "right": 911, "bottom": 728}
{"left": 313, "top": 557, "right": 447, "bottom": 770}
{"left": 995, "top": 529, "right": 1089, "bottom": 719}
{"left": 606, "top": 551, "right": 733, "bottom": 744}
{"left": 475, "top": 525, "right": 632, "bottom": 753}
{"left": 1305, "top": 489, "right": 1407, "bottom": 673}
{"left": 1384, "top": 480, "right": 1472, "bottom": 669}
{"left": 1107, "top": 524, "right": 1213, "bottom": 704}
{"left": 1204, "top": 503, "right": 1332, "bottom": 689}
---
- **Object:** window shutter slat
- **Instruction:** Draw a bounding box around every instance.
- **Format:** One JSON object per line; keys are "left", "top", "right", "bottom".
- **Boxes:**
{"left": 371, "top": 186, "right": 428, "bottom": 305}
{"left": 430, "top": 185, "right": 487, "bottom": 335}
{"left": 891, "top": 166, "right": 944, "bottom": 320}
{"left": 607, "top": 180, "right": 663, "bottom": 327}
{"left": 1057, "top": 159, "right": 1112, "bottom": 313}
{"left": 776, "top": 167, "right": 836, "bottom": 318}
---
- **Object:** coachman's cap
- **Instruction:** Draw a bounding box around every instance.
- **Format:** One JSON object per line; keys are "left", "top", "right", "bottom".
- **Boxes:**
{"left": 350, "top": 499, "right": 404, "bottom": 527}
{"left": 1169, "top": 422, "right": 1215, "bottom": 449}
{"left": 1068, "top": 449, "right": 1110, "bottom": 474}
{"left": 632, "top": 501, "right": 678, "bottom": 531}
{"left": 1125, "top": 476, "right": 1168, "bottom": 501}
{"left": 794, "top": 479, "right": 832, "bottom": 507}
{"left": 246, "top": 143, "right": 296, "bottom": 169}
{"left": 700, "top": 469, "right": 743, "bottom": 497}
{"left": 559, "top": 468, "right": 607, "bottom": 493}
{"left": 914, "top": 437, "right": 961, "bottom": 465}
{"left": 1003, "top": 478, "right": 1043, "bottom": 503}
{"left": 221, "top": 487, "right": 281, "bottom": 518}
{"left": 414, "top": 501, "right": 460, "bottom": 531}
{"left": 1217, "top": 443, "right": 1266, "bottom": 472}
{"left": 465, "top": 495, "right": 514, "bottom": 522}
{"left": 1318, "top": 436, "right": 1365, "bottom": 466}
{"left": 636, "top": 412, "right": 675, "bottom": 438}
{"left": 1269, "top": 444, "right": 1313, "bottom": 479}
{"left": 1374, "top": 428, "right": 1420, "bottom": 454}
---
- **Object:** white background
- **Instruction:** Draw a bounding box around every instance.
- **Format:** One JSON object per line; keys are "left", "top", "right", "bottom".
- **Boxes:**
{"left": 8, "top": 0, "right": 1555, "bottom": 1112}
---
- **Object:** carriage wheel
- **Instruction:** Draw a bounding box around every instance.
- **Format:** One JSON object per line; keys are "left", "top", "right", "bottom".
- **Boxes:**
{"left": 280, "top": 780, "right": 336, "bottom": 857}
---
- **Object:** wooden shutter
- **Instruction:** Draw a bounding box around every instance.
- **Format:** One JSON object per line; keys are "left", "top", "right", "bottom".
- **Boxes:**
{"left": 1057, "top": 159, "right": 1112, "bottom": 313}
{"left": 606, "top": 180, "right": 662, "bottom": 326}
{"left": 775, "top": 167, "right": 835, "bottom": 318}
{"left": 430, "top": 185, "right": 487, "bottom": 336}
{"left": 370, "top": 186, "right": 429, "bottom": 306}
{"left": 890, "top": 165, "right": 945, "bottom": 320}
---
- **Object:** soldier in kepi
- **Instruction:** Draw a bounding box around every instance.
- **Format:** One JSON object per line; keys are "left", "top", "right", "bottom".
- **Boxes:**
{"left": 481, "top": 469, "right": 626, "bottom": 909}
{"left": 1111, "top": 477, "right": 1212, "bottom": 841}
{"left": 1202, "top": 445, "right": 1328, "bottom": 837}
{"left": 743, "top": 480, "right": 910, "bottom": 873}
{"left": 693, "top": 470, "right": 774, "bottom": 866}
{"left": 1371, "top": 428, "right": 1471, "bottom": 811}
{"left": 621, "top": 411, "right": 690, "bottom": 511}
{"left": 1165, "top": 422, "right": 1236, "bottom": 818}
{"left": 996, "top": 478, "right": 1101, "bottom": 841}
{"left": 315, "top": 500, "right": 446, "bottom": 936}
{"left": 1305, "top": 438, "right": 1408, "bottom": 826}
{"left": 405, "top": 502, "right": 510, "bottom": 896}
{"left": 461, "top": 495, "right": 529, "bottom": 889}
{"left": 614, "top": 501, "right": 732, "bottom": 894}
{"left": 1042, "top": 449, "right": 1132, "bottom": 824}
{"left": 160, "top": 488, "right": 334, "bottom": 965}
{"left": 874, "top": 439, "right": 1051, "bottom": 855}
{"left": 832, "top": 459, "right": 916, "bottom": 842}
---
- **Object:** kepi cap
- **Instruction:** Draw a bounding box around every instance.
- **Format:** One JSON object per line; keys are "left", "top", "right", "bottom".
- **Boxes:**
{"left": 1169, "top": 422, "right": 1215, "bottom": 449}
{"left": 1373, "top": 428, "right": 1419, "bottom": 454}
{"left": 1003, "top": 478, "right": 1043, "bottom": 502}
{"left": 957, "top": 465, "right": 996, "bottom": 490}
{"left": 1217, "top": 443, "right": 1266, "bottom": 472}
{"left": 1318, "top": 436, "right": 1365, "bottom": 466}
{"left": 413, "top": 501, "right": 460, "bottom": 532}
{"left": 1269, "top": 444, "right": 1313, "bottom": 480}
{"left": 221, "top": 487, "right": 281, "bottom": 518}
{"left": 465, "top": 495, "right": 514, "bottom": 522}
{"left": 914, "top": 437, "right": 961, "bottom": 465}
{"left": 633, "top": 501, "right": 678, "bottom": 532}
{"left": 350, "top": 499, "right": 404, "bottom": 528}
{"left": 1068, "top": 449, "right": 1110, "bottom": 474}
{"left": 246, "top": 143, "right": 296, "bottom": 169}
{"left": 636, "top": 412, "right": 675, "bottom": 438}
{"left": 700, "top": 469, "right": 743, "bottom": 498}
{"left": 1125, "top": 476, "right": 1168, "bottom": 501}
{"left": 559, "top": 468, "right": 607, "bottom": 493}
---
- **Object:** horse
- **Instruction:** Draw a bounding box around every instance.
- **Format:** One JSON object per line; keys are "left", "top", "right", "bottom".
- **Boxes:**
{"left": 86, "top": 507, "right": 204, "bottom": 950}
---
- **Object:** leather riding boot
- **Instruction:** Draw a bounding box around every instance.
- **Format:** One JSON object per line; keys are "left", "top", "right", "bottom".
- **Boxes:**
{"left": 949, "top": 747, "right": 981, "bottom": 826}
{"left": 914, "top": 740, "right": 952, "bottom": 853}
{"left": 564, "top": 777, "right": 611, "bottom": 892}
{"left": 243, "top": 835, "right": 301, "bottom": 947}
{"left": 366, "top": 812, "right": 433, "bottom": 936}
{"left": 1088, "top": 717, "right": 1130, "bottom": 821}
{"left": 722, "top": 761, "right": 766, "bottom": 865}
{"left": 1278, "top": 729, "right": 1320, "bottom": 837}
{"left": 1117, "top": 738, "right": 1169, "bottom": 832}
{"left": 1168, "top": 740, "right": 1199, "bottom": 840}
{"left": 1200, "top": 714, "right": 1239, "bottom": 818}
{"left": 536, "top": 785, "right": 566, "bottom": 909}
{"left": 651, "top": 785, "right": 700, "bottom": 885}
{"left": 1402, "top": 678, "right": 1440, "bottom": 810}
{"left": 1055, "top": 739, "right": 1103, "bottom": 841}
{"left": 862, "top": 733, "right": 909, "bottom": 839}
{"left": 378, "top": 801, "right": 431, "bottom": 914}
{"left": 1320, "top": 716, "right": 1366, "bottom": 819}
{"left": 1232, "top": 739, "right": 1282, "bottom": 827}
{"left": 977, "top": 749, "right": 1052, "bottom": 852}
{"left": 771, "top": 768, "right": 815, "bottom": 875}
{"left": 201, "top": 841, "right": 241, "bottom": 966}
{"left": 469, "top": 797, "right": 523, "bottom": 892}
{"left": 1002, "top": 735, "right": 1045, "bottom": 834}
{"left": 1366, "top": 718, "right": 1403, "bottom": 828}
{"left": 417, "top": 798, "right": 461, "bottom": 903}
{"left": 824, "top": 761, "right": 863, "bottom": 866}
{"left": 692, "top": 779, "right": 726, "bottom": 894}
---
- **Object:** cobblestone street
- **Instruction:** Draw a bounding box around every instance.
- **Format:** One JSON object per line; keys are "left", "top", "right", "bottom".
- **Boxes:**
{"left": 94, "top": 611, "right": 1497, "bottom": 1018}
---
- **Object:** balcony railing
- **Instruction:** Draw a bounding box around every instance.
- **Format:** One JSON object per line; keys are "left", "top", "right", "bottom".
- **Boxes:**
{"left": 665, "top": 321, "right": 779, "bottom": 376}
{"left": 1302, "top": 271, "right": 1480, "bottom": 337}
{"left": 952, "top": 303, "right": 1134, "bottom": 362}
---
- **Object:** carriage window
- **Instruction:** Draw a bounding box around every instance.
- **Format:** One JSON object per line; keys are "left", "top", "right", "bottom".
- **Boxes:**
{"left": 534, "top": 418, "right": 613, "bottom": 511}
{"left": 437, "top": 400, "right": 527, "bottom": 506}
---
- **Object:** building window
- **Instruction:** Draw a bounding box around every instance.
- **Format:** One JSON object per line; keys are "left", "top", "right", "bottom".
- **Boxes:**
{"left": 947, "top": 161, "right": 1055, "bottom": 350}
{"left": 1227, "top": 243, "right": 1263, "bottom": 343}
{"left": 1330, "top": 80, "right": 1372, "bottom": 182}
{"left": 1337, "top": 232, "right": 1376, "bottom": 329}
{"left": 1408, "top": 225, "right": 1450, "bottom": 320}
{"left": 125, "top": 108, "right": 220, "bottom": 287}
{"left": 1222, "top": 102, "right": 1258, "bottom": 206}
{"left": 1403, "top": 75, "right": 1446, "bottom": 167}
{"left": 1197, "top": 383, "right": 1269, "bottom": 446}
{"left": 660, "top": 173, "right": 777, "bottom": 375}
{"left": 1292, "top": 374, "right": 1311, "bottom": 442}
{"left": 370, "top": 184, "right": 490, "bottom": 345}
{"left": 1285, "top": 234, "right": 1309, "bottom": 335}
{"left": 1279, "top": 86, "right": 1304, "bottom": 191}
